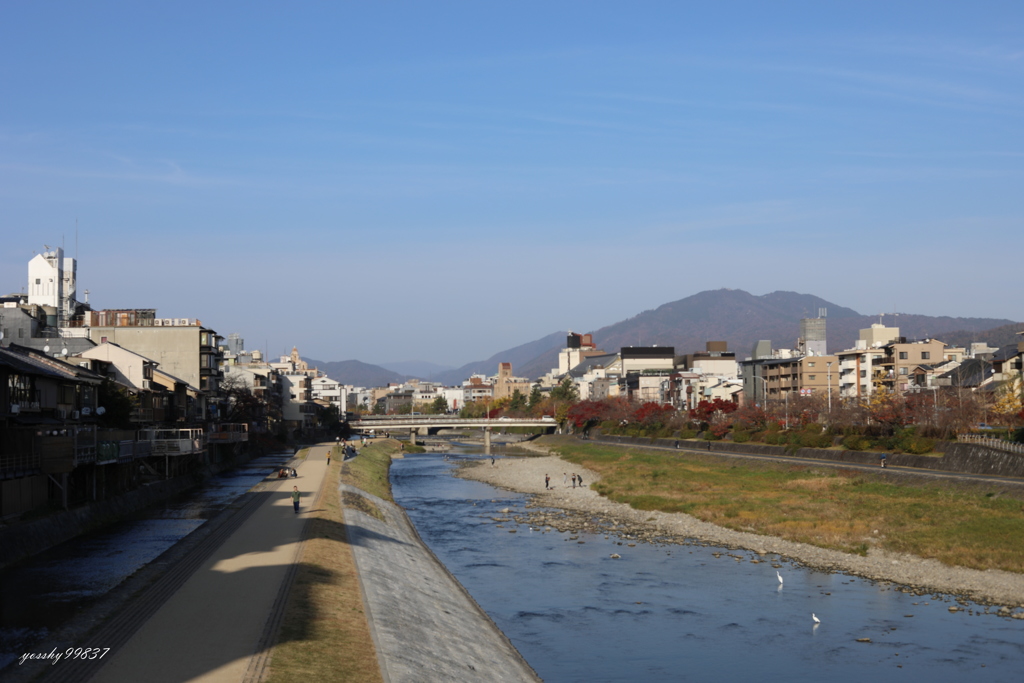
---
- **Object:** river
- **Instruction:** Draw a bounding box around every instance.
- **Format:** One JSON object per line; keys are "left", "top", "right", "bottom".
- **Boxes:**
{"left": 392, "top": 449, "right": 1024, "bottom": 683}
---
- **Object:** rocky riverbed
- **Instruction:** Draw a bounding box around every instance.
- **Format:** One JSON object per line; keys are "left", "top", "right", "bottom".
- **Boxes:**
{"left": 457, "top": 451, "right": 1024, "bottom": 615}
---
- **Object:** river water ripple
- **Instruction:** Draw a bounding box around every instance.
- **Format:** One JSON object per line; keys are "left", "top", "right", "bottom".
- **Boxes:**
{"left": 392, "top": 452, "right": 1024, "bottom": 683}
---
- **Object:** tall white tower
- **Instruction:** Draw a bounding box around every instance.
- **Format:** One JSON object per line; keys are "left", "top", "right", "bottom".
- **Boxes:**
{"left": 27, "top": 246, "right": 77, "bottom": 322}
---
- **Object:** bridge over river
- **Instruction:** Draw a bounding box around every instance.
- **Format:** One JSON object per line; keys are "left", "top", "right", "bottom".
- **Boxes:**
{"left": 348, "top": 416, "right": 557, "bottom": 450}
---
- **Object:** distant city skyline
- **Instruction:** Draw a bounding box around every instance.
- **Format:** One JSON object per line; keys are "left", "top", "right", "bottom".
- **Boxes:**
{"left": 3, "top": 3, "right": 1022, "bottom": 366}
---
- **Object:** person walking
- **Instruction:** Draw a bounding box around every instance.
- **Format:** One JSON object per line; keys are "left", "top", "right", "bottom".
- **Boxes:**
{"left": 327, "top": 450, "right": 331, "bottom": 466}
{"left": 563, "top": 472, "right": 568, "bottom": 487}
{"left": 578, "top": 473, "right": 584, "bottom": 488}
{"left": 545, "top": 474, "right": 550, "bottom": 490}
{"left": 880, "top": 452, "right": 887, "bottom": 468}
{"left": 571, "top": 473, "right": 577, "bottom": 489}
{"left": 291, "top": 486, "right": 300, "bottom": 514}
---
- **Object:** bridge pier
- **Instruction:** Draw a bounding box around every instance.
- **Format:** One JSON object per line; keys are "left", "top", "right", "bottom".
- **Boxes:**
{"left": 484, "top": 426, "right": 491, "bottom": 454}
{"left": 409, "top": 428, "right": 417, "bottom": 446}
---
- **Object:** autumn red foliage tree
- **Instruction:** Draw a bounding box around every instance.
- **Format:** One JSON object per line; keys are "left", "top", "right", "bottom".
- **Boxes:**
{"left": 688, "top": 398, "right": 737, "bottom": 423}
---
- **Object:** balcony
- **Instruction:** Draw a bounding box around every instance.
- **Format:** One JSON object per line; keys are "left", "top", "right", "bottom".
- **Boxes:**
{"left": 138, "top": 428, "right": 207, "bottom": 456}
{"left": 208, "top": 423, "right": 249, "bottom": 443}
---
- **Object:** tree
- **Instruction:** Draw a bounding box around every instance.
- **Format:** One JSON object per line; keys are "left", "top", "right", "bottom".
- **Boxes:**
{"left": 428, "top": 394, "right": 450, "bottom": 414}
{"left": 528, "top": 385, "right": 543, "bottom": 411}
{"left": 97, "top": 378, "right": 135, "bottom": 429}
{"left": 507, "top": 390, "right": 528, "bottom": 413}
{"left": 550, "top": 377, "right": 579, "bottom": 403}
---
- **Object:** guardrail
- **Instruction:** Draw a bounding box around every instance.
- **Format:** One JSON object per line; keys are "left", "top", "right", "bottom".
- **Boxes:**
{"left": 208, "top": 423, "right": 249, "bottom": 443}
{"left": 957, "top": 433, "right": 1024, "bottom": 455}
{"left": 138, "top": 428, "right": 207, "bottom": 456}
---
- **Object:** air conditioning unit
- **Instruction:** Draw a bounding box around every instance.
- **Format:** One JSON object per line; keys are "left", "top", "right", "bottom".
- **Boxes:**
{"left": 82, "top": 407, "right": 92, "bottom": 416}
{"left": 10, "top": 404, "right": 19, "bottom": 414}
{"left": 71, "top": 410, "right": 80, "bottom": 419}
{"left": 177, "top": 318, "right": 190, "bottom": 326}
{"left": 56, "top": 408, "right": 67, "bottom": 419}
{"left": 153, "top": 318, "right": 163, "bottom": 326}
{"left": 163, "top": 318, "right": 174, "bottom": 326}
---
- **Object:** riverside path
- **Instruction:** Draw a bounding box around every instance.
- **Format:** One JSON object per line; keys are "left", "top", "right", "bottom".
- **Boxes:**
{"left": 33, "top": 446, "right": 329, "bottom": 683}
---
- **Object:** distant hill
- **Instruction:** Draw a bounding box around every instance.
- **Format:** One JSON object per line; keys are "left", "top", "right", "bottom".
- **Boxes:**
{"left": 377, "top": 360, "right": 455, "bottom": 379}
{"left": 308, "top": 290, "right": 1017, "bottom": 387}
{"left": 432, "top": 331, "right": 568, "bottom": 386}
{"left": 304, "top": 358, "right": 408, "bottom": 388}
{"left": 931, "top": 322, "right": 1024, "bottom": 351}
{"left": 583, "top": 289, "right": 1012, "bottom": 359}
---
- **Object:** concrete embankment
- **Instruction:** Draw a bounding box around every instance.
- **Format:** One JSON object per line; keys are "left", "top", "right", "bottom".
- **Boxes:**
{"left": 341, "top": 482, "right": 539, "bottom": 683}
{"left": 594, "top": 434, "right": 1024, "bottom": 478}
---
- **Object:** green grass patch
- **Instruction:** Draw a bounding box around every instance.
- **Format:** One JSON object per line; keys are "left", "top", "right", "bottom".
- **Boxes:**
{"left": 340, "top": 439, "right": 398, "bottom": 503}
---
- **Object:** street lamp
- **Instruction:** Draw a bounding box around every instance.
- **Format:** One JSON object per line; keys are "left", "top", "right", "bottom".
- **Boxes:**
{"left": 826, "top": 362, "right": 834, "bottom": 414}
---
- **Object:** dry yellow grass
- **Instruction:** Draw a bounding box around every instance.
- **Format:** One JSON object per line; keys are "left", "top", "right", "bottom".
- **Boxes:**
{"left": 265, "top": 446, "right": 383, "bottom": 683}
{"left": 545, "top": 436, "right": 1024, "bottom": 571}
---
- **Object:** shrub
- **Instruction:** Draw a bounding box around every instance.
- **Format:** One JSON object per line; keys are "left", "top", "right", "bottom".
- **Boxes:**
{"left": 842, "top": 435, "right": 873, "bottom": 451}
{"left": 804, "top": 423, "right": 823, "bottom": 434}
{"left": 732, "top": 430, "right": 751, "bottom": 443}
{"left": 676, "top": 429, "right": 698, "bottom": 439}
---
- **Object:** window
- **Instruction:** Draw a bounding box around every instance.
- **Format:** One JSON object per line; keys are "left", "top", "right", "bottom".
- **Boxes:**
{"left": 921, "top": 352, "right": 930, "bottom": 360}
{"left": 899, "top": 351, "right": 908, "bottom": 360}
{"left": 808, "top": 375, "right": 816, "bottom": 380}
{"left": 860, "top": 370, "right": 867, "bottom": 378}
{"left": 948, "top": 354, "right": 958, "bottom": 361}
{"left": 35, "top": 278, "right": 40, "bottom": 285}
{"left": 808, "top": 362, "right": 816, "bottom": 367}
{"left": 899, "top": 368, "right": 908, "bottom": 375}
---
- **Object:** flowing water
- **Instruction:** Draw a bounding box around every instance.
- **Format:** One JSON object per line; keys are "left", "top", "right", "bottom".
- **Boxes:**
{"left": 0, "top": 451, "right": 295, "bottom": 670}
{"left": 392, "top": 450, "right": 1024, "bottom": 683}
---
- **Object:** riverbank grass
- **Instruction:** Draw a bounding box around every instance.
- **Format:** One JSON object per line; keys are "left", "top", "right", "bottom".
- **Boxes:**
{"left": 265, "top": 444, "right": 385, "bottom": 683}
{"left": 542, "top": 436, "right": 1024, "bottom": 573}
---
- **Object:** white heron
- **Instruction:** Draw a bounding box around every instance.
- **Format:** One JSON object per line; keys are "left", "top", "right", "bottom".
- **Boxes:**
{"left": 777, "top": 571, "right": 783, "bottom": 585}
{"left": 812, "top": 613, "right": 820, "bottom": 624}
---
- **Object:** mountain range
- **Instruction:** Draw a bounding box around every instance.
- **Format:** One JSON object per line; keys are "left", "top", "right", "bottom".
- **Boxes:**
{"left": 310, "top": 289, "right": 1018, "bottom": 386}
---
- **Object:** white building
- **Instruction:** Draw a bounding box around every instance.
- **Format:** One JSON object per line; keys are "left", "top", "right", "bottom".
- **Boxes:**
{"left": 27, "top": 246, "right": 78, "bottom": 322}
{"left": 312, "top": 375, "right": 347, "bottom": 413}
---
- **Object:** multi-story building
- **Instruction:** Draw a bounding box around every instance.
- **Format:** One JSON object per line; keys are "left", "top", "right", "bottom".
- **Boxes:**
{"left": 741, "top": 354, "right": 841, "bottom": 404}
{"left": 873, "top": 339, "right": 948, "bottom": 393}
{"left": 678, "top": 342, "right": 738, "bottom": 379}
{"left": 86, "top": 312, "right": 224, "bottom": 420}
{"left": 491, "top": 363, "right": 533, "bottom": 402}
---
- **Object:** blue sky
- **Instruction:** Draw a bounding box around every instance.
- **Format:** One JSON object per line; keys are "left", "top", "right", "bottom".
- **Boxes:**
{"left": 2, "top": 2, "right": 1022, "bottom": 367}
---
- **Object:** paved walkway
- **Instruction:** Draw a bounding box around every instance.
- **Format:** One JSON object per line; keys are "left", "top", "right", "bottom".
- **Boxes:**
{"left": 61, "top": 446, "right": 330, "bottom": 683}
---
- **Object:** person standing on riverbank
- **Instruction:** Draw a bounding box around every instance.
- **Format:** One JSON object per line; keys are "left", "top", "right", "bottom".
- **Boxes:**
{"left": 563, "top": 472, "right": 568, "bottom": 487}
{"left": 545, "top": 474, "right": 550, "bottom": 489}
{"left": 291, "top": 486, "right": 300, "bottom": 513}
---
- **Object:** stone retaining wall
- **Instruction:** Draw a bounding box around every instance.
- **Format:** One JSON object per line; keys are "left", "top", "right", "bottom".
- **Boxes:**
{"left": 593, "top": 434, "right": 1024, "bottom": 478}
{"left": 0, "top": 474, "right": 202, "bottom": 569}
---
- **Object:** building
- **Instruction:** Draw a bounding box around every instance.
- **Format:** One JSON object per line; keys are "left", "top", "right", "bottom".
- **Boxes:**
{"left": 798, "top": 315, "right": 827, "bottom": 356}
{"left": 491, "top": 363, "right": 533, "bottom": 402}
{"left": 873, "top": 339, "right": 948, "bottom": 393}
{"left": 86, "top": 313, "right": 224, "bottom": 419}
{"left": 678, "top": 342, "right": 738, "bottom": 379}
{"left": 741, "top": 354, "right": 841, "bottom": 404}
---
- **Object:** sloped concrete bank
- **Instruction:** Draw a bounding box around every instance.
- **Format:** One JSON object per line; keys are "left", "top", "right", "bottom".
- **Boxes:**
{"left": 594, "top": 434, "right": 1024, "bottom": 478}
{"left": 341, "top": 482, "right": 539, "bottom": 683}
